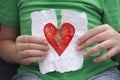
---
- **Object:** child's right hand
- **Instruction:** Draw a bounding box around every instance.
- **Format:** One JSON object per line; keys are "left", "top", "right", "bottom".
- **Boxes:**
{"left": 15, "top": 35, "right": 49, "bottom": 65}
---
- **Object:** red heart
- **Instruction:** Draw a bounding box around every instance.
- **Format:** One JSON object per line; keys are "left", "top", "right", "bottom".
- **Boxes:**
{"left": 44, "top": 23, "right": 75, "bottom": 56}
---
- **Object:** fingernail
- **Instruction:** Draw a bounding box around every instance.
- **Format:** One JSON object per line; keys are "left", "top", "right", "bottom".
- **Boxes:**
{"left": 83, "top": 53, "right": 88, "bottom": 57}
{"left": 93, "top": 58, "right": 100, "bottom": 62}
{"left": 93, "top": 59, "right": 97, "bottom": 62}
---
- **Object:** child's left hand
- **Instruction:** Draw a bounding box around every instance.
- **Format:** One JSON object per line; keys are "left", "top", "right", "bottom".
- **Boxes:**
{"left": 77, "top": 24, "right": 120, "bottom": 62}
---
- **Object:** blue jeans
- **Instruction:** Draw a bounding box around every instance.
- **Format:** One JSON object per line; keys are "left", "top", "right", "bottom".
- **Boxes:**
{"left": 11, "top": 73, "right": 42, "bottom": 80}
{"left": 12, "top": 67, "right": 120, "bottom": 80}
{"left": 89, "top": 67, "right": 120, "bottom": 80}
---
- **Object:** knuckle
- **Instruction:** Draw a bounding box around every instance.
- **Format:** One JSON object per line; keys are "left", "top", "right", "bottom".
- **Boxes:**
{"left": 105, "top": 53, "right": 112, "bottom": 59}
{"left": 93, "top": 35, "right": 101, "bottom": 42}
{"left": 26, "top": 50, "right": 33, "bottom": 57}
{"left": 43, "top": 45, "right": 49, "bottom": 51}
{"left": 98, "top": 44, "right": 105, "bottom": 50}
{"left": 42, "top": 52, "right": 48, "bottom": 56}
{"left": 102, "top": 24, "right": 110, "bottom": 28}
{"left": 26, "top": 50, "right": 31, "bottom": 54}
{"left": 40, "top": 51, "right": 48, "bottom": 56}
{"left": 15, "top": 43, "right": 21, "bottom": 49}
{"left": 16, "top": 36, "right": 23, "bottom": 42}
{"left": 83, "top": 39, "right": 93, "bottom": 47}
{"left": 39, "top": 57, "right": 45, "bottom": 62}
{"left": 107, "top": 30, "right": 114, "bottom": 35}
{"left": 88, "top": 48, "right": 96, "bottom": 54}
{"left": 39, "top": 51, "right": 44, "bottom": 56}
{"left": 100, "top": 24, "right": 111, "bottom": 31}
{"left": 25, "top": 58, "right": 32, "bottom": 64}
{"left": 20, "top": 59, "right": 27, "bottom": 65}
{"left": 116, "top": 47, "right": 120, "bottom": 52}
{"left": 85, "top": 40, "right": 91, "bottom": 46}
{"left": 90, "top": 37, "right": 97, "bottom": 43}
{"left": 18, "top": 52, "right": 24, "bottom": 58}
{"left": 28, "top": 43, "right": 33, "bottom": 49}
{"left": 19, "top": 57, "right": 32, "bottom": 65}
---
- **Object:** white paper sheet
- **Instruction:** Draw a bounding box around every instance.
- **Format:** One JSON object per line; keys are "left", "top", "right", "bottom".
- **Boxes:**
{"left": 31, "top": 9, "right": 88, "bottom": 74}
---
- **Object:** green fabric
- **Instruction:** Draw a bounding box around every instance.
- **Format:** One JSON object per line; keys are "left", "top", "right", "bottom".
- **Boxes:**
{"left": 0, "top": 0, "right": 120, "bottom": 80}
{"left": 0, "top": 0, "right": 19, "bottom": 27}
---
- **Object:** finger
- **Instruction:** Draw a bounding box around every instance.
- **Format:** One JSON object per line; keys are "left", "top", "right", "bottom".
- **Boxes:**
{"left": 93, "top": 48, "right": 118, "bottom": 62}
{"left": 78, "top": 31, "right": 109, "bottom": 50}
{"left": 16, "top": 43, "right": 49, "bottom": 51}
{"left": 21, "top": 56, "right": 45, "bottom": 65}
{"left": 83, "top": 40, "right": 113, "bottom": 57}
{"left": 20, "top": 50, "right": 48, "bottom": 58}
{"left": 16, "top": 35, "right": 48, "bottom": 45}
{"left": 78, "top": 24, "right": 110, "bottom": 45}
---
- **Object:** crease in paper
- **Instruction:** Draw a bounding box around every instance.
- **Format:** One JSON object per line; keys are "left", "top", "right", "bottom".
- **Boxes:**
{"left": 31, "top": 9, "right": 88, "bottom": 74}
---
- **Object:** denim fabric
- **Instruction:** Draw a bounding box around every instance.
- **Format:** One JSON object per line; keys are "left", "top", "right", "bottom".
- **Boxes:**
{"left": 11, "top": 73, "right": 42, "bottom": 80}
{"left": 89, "top": 67, "right": 120, "bottom": 80}
{"left": 11, "top": 67, "right": 120, "bottom": 80}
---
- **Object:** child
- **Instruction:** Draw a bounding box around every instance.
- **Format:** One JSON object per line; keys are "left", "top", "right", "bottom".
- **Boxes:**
{"left": 0, "top": 0, "right": 120, "bottom": 80}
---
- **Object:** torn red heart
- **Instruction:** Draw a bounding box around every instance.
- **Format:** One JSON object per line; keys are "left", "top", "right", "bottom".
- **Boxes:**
{"left": 44, "top": 23, "right": 75, "bottom": 56}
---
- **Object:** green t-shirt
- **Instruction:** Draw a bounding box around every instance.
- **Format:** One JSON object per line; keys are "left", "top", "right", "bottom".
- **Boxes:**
{"left": 0, "top": 0, "right": 120, "bottom": 80}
